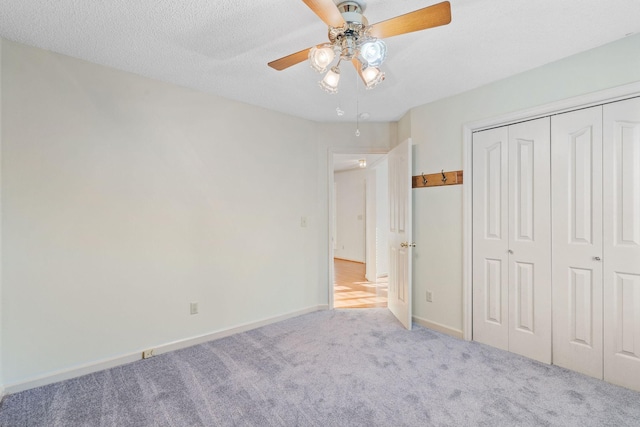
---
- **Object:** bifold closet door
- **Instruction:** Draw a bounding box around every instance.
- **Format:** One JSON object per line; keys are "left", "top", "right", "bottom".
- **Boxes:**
{"left": 473, "top": 126, "right": 509, "bottom": 351}
{"left": 551, "top": 106, "right": 604, "bottom": 379}
{"left": 507, "top": 119, "right": 551, "bottom": 364}
{"left": 603, "top": 97, "right": 640, "bottom": 391}
{"left": 473, "top": 118, "right": 551, "bottom": 363}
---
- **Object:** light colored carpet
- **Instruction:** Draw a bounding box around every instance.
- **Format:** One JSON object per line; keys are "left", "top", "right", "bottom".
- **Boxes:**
{"left": 1, "top": 308, "right": 639, "bottom": 426}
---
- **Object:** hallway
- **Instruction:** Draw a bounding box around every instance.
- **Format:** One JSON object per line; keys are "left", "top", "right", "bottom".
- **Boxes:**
{"left": 333, "top": 259, "right": 388, "bottom": 309}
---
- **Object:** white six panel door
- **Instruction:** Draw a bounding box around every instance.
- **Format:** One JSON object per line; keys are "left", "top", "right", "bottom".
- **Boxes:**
{"left": 551, "top": 106, "right": 604, "bottom": 379}
{"left": 388, "top": 139, "right": 413, "bottom": 330}
{"left": 603, "top": 97, "right": 640, "bottom": 391}
{"left": 473, "top": 127, "right": 509, "bottom": 351}
{"left": 507, "top": 118, "right": 552, "bottom": 364}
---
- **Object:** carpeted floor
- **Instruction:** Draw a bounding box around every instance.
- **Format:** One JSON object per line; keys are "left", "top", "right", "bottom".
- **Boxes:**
{"left": 1, "top": 308, "right": 639, "bottom": 426}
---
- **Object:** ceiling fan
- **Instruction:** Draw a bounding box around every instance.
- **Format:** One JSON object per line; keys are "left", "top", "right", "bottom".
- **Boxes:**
{"left": 268, "top": 0, "right": 452, "bottom": 93}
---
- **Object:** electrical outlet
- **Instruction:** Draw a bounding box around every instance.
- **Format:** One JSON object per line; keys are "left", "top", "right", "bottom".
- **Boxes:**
{"left": 142, "top": 349, "right": 155, "bottom": 359}
{"left": 426, "top": 291, "right": 433, "bottom": 303}
{"left": 190, "top": 302, "right": 199, "bottom": 315}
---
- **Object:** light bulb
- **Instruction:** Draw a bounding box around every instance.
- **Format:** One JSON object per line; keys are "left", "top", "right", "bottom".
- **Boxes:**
{"left": 362, "top": 66, "right": 385, "bottom": 89}
{"left": 359, "top": 39, "right": 387, "bottom": 67}
{"left": 319, "top": 66, "right": 340, "bottom": 94}
{"left": 309, "top": 45, "right": 335, "bottom": 73}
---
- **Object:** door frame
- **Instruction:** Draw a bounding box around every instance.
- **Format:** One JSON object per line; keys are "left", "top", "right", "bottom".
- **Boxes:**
{"left": 328, "top": 147, "right": 388, "bottom": 309}
{"left": 462, "top": 81, "right": 640, "bottom": 341}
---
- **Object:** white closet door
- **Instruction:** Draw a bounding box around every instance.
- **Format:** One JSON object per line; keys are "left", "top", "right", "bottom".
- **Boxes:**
{"left": 603, "top": 97, "right": 640, "bottom": 391}
{"left": 473, "top": 126, "right": 509, "bottom": 350}
{"left": 551, "top": 106, "right": 604, "bottom": 379}
{"left": 508, "top": 118, "right": 552, "bottom": 363}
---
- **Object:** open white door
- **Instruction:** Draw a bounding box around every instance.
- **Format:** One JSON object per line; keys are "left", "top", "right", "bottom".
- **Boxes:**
{"left": 388, "top": 139, "right": 413, "bottom": 329}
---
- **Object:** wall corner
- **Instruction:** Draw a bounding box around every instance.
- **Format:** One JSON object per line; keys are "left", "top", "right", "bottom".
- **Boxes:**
{"left": 396, "top": 110, "right": 412, "bottom": 148}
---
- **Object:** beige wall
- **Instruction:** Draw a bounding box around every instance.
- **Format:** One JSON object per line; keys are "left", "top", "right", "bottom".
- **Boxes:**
{"left": 0, "top": 38, "right": 3, "bottom": 393}
{"left": 334, "top": 168, "right": 367, "bottom": 263}
{"left": 406, "top": 34, "right": 640, "bottom": 333}
{"left": 0, "top": 39, "right": 396, "bottom": 389}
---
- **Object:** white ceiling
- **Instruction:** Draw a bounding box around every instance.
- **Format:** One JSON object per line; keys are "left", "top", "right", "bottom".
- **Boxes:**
{"left": 1, "top": 0, "right": 639, "bottom": 123}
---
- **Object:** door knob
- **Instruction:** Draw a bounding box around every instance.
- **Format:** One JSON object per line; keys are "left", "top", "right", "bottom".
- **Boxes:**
{"left": 508, "top": 249, "right": 514, "bottom": 254}
{"left": 593, "top": 256, "right": 601, "bottom": 261}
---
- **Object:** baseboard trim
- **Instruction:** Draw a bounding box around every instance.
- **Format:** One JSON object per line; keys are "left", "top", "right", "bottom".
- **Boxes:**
{"left": 413, "top": 316, "right": 464, "bottom": 339}
{"left": 333, "top": 257, "right": 365, "bottom": 264}
{"left": 4, "top": 305, "right": 329, "bottom": 395}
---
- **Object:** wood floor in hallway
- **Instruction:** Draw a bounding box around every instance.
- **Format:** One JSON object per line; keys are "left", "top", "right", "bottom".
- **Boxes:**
{"left": 333, "top": 258, "right": 388, "bottom": 309}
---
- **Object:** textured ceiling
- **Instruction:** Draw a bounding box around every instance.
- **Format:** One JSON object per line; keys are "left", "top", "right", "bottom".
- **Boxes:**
{"left": 1, "top": 0, "right": 639, "bottom": 123}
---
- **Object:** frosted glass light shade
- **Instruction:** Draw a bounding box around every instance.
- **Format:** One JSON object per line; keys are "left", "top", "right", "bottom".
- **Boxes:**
{"left": 319, "top": 66, "right": 340, "bottom": 94}
{"left": 362, "top": 66, "right": 385, "bottom": 89}
{"left": 309, "top": 45, "right": 336, "bottom": 73}
{"left": 359, "top": 39, "right": 387, "bottom": 67}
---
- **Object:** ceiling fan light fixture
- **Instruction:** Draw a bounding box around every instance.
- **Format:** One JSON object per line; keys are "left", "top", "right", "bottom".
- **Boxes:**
{"left": 362, "top": 66, "right": 385, "bottom": 89}
{"left": 359, "top": 39, "right": 387, "bottom": 67}
{"left": 309, "top": 44, "right": 336, "bottom": 73}
{"left": 319, "top": 66, "right": 341, "bottom": 94}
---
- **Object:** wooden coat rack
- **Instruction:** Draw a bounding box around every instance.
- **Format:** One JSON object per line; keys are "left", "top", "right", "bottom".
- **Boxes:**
{"left": 412, "top": 170, "right": 463, "bottom": 188}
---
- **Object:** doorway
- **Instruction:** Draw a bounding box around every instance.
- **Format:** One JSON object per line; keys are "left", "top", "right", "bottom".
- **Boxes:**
{"left": 332, "top": 153, "right": 389, "bottom": 308}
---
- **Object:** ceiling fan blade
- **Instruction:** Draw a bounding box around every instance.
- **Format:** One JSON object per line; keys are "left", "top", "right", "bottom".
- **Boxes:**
{"left": 302, "top": 0, "right": 345, "bottom": 27}
{"left": 268, "top": 47, "right": 314, "bottom": 71}
{"left": 369, "top": 1, "right": 451, "bottom": 39}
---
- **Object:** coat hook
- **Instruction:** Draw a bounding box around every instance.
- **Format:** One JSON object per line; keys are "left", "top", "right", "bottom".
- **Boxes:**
{"left": 441, "top": 169, "right": 447, "bottom": 183}
{"left": 421, "top": 173, "right": 428, "bottom": 185}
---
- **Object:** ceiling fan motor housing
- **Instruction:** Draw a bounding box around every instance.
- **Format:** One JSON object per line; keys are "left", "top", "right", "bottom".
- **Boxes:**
{"left": 336, "top": 0, "right": 368, "bottom": 24}
{"left": 329, "top": 1, "right": 371, "bottom": 60}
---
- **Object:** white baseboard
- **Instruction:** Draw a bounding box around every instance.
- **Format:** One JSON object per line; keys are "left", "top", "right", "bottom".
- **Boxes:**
{"left": 413, "top": 316, "right": 464, "bottom": 339}
{"left": 333, "top": 257, "right": 364, "bottom": 264}
{"left": 5, "top": 305, "right": 329, "bottom": 395}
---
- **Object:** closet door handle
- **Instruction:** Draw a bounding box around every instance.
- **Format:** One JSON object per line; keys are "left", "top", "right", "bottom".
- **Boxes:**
{"left": 508, "top": 249, "right": 514, "bottom": 254}
{"left": 593, "top": 256, "right": 601, "bottom": 261}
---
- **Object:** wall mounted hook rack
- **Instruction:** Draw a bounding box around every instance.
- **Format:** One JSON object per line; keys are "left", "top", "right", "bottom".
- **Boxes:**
{"left": 412, "top": 170, "right": 463, "bottom": 188}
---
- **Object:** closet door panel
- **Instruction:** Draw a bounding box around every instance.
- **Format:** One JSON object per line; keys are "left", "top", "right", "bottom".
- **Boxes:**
{"left": 508, "top": 118, "right": 552, "bottom": 363}
{"left": 551, "top": 106, "right": 603, "bottom": 379}
{"left": 473, "top": 127, "right": 509, "bottom": 350}
{"left": 603, "top": 97, "right": 640, "bottom": 391}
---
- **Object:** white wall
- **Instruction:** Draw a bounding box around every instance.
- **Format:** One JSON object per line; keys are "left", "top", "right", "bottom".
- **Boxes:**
{"left": 374, "top": 158, "right": 388, "bottom": 277}
{"left": 334, "top": 168, "right": 366, "bottom": 262}
{"left": 0, "top": 39, "right": 397, "bottom": 391}
{"left": 0, "top": 38, "right": 4, "bottom": 395}
{"left": 365, "top": 167, "right": 376, "bottom": 280}
{"left": 0, "top": 40, "right": 324, "bottom": 388}
{"left": 406, "top": 34, "right": 640, "bottom": 333}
